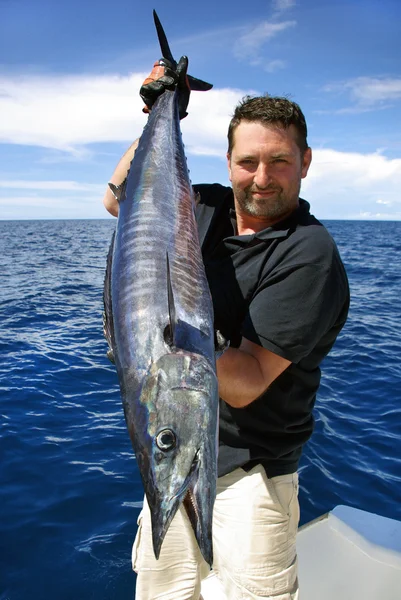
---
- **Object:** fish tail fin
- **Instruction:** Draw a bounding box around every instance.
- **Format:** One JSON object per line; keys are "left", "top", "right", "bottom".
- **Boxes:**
{"left": 153, "top": 10, "right": 213, "bottom": 92}
{"left": 187, "top": 75, "right": 213, "bottom": 92}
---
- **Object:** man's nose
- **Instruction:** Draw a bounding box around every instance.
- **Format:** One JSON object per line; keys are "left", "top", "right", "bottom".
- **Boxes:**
{"left": 254, "top": 163, "right": 272, "bottom": 189}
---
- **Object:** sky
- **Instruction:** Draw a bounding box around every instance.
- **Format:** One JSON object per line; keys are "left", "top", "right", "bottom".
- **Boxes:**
{"left": 1, "top": 0, "right": 401, "bottom": 221}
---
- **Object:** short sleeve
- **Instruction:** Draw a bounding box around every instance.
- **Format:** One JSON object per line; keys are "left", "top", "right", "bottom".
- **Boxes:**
{"left": 241, "top": 228, "right": 349, "bottom": 363}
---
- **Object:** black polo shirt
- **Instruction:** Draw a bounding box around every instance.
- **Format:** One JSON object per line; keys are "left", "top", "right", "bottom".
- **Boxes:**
{"left": 194, "top": 183, "right": 350, "bottom": 478}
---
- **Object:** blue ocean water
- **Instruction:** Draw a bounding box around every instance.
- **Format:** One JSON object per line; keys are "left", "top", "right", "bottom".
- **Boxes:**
{"left": 1, "top": 218, "right": 400, "bottom": 599}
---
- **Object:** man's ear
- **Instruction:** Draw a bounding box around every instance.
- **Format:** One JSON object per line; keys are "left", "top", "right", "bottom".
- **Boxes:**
{"left": 301, "top": 147, "right": 312, "bottom": 179}
{"left": 227, "top": 153, "right": 232, "bottom": 182}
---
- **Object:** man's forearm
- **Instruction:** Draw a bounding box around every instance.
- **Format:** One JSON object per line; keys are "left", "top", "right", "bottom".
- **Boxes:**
{"left": 103, "top": 139, "right": 139, "bottom": 216}
{"left": 216, "top": 347, "right": 267, "bottom": 408}
{"left": 216, "top": 338, "right": 291, "bottom": 408}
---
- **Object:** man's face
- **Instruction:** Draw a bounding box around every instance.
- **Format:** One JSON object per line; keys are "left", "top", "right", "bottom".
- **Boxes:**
{"left": 227, "top": 120, "right": 312, "bottom": 225}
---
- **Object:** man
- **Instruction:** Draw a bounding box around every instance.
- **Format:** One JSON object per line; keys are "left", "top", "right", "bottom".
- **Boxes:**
{"left": 103, "top": 65, "right": 349, "bottom": 600}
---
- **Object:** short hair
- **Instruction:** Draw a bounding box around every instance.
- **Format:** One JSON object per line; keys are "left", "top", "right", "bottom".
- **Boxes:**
{"left": 227, "top": 94, "right": 309, "bottom": 155}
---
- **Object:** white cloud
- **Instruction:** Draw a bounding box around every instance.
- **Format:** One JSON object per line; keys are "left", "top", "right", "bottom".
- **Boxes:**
{"left": 234, "top": 21, "right": 296, "bottom": 61}
{"left": 0, "top": 73, "right": 245, "bottom": 156}
{"left": 181, "top": 87, "right": 249, "bottom": 156}
{"left": 273, "top": 0, "right": 296, "bottom": 12}
{"left": 2, "top": 148, "right": 401, "bottom": 221}
{"left": 301, "top": 148, "right": 401, "bottom": 219}
{"left": 264, "top": 59, "right": 287, "bottom": 73}
{"left": 323, "top": 77, "right": 401, "bottom": 111}
{"left": 0, "top": 193, "right": 105, "bottom": 220}
{"left": 2, "top": 72, "right": 401, "bottom": 221}
{"left": 346, "top": 77, "right": 401, "bottom": 106}
{"left": 0, "top": 180, "right": 106, "bottom": 220}
{"left": 0, "top": 180, "right": 104, "bottom": 192}
{"left": 0, "top": 73, "right": 147, "bottom": 150}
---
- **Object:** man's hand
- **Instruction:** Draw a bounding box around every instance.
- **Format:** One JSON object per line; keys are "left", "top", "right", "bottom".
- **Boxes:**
{"left": 103, "top": 57, "right": 193, "bottom": 217}
{"left": 140, "top": 56, "right": 190, "bottom": 119}
{"left": 140, "top": 58, "right": 177, "bottom": 113}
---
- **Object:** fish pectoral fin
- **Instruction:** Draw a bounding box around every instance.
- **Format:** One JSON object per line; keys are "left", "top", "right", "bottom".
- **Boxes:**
{"left": 103, "top": 231, "right": 117, "bottom": 364}
{"left": 215, "top": 329, "right": 229, "bottom": 358}
{"left": 165, "top": 252, "right": 177, "bottom": 347}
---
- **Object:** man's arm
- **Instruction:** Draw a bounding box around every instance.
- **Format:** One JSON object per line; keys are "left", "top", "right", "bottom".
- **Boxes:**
{"left": 217, "top": 338, "right": 290, "bottom": 408}
{"left": 102, "top": 139, "right": 139, "bottom": 217}
{"left": 103, "top": 58, "right": 192, "bottom": 218}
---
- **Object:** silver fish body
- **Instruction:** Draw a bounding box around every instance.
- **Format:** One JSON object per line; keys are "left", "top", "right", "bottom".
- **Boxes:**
{"left": 104, "top": 89, "right": 218, "bottom": 565}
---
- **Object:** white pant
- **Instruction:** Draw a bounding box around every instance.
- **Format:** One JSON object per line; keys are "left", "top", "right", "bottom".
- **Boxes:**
{"left": 132, "top": 465, "right": 300, "bottom": 600}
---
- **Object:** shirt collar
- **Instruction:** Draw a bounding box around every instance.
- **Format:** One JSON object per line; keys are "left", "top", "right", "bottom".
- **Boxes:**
{"left": 228, "top": 199, "right": 311, "bottom": 241}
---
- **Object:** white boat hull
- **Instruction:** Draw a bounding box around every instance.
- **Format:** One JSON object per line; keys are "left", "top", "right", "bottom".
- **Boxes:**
{"left": 201, "top": 505, "right": 401, "bottom": 599}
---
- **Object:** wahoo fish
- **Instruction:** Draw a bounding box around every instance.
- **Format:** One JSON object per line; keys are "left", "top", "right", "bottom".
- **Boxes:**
{"left": 103, "top": 12, "right": 219, "bottom": 565}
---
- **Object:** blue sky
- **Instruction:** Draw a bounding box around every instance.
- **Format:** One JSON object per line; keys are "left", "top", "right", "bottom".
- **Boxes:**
{"left": 1, "top": 0, "right": 400, "bottom": 220}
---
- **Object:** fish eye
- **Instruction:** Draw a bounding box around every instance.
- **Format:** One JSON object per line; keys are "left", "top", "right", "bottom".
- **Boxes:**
{"left": 156, "top": 429, "right": 176, "bottom": 451}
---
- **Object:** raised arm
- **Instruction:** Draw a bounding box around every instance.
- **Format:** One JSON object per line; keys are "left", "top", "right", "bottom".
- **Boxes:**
{"left": 103, "top": 56, "right": 194, "bottom": 217}
{"left": 102, "top": 139, "right": 139, "bottom": 217}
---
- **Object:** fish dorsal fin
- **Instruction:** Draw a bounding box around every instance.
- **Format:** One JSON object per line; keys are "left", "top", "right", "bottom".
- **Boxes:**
{"left": 165, "top": 252, "right": 177, "bottom": 347}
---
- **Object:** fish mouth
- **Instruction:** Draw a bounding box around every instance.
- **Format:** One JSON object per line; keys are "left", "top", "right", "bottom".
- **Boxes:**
{"left": 182, "top": 484, "right": 213, "bottom": 565}
{"left": 151, "top": 449, "right": 213, "bottom": 565}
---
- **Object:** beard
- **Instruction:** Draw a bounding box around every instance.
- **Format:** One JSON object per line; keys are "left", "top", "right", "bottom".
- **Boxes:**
{"left": 233, "top": 182, "right": 301, "bottom": 221}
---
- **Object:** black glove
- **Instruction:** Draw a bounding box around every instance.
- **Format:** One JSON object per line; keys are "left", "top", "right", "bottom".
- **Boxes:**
{"left": 140, "top": 56, "right": 190, "bottom": 119}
